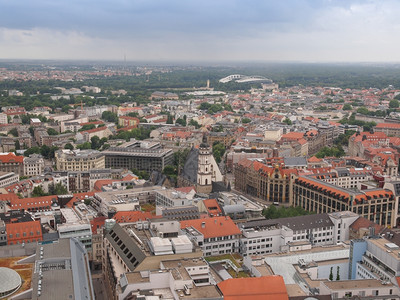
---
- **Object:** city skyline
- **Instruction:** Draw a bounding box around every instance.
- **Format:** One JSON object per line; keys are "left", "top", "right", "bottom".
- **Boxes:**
{"left": 1, "top": 0, "right": 400, "bottom": 62}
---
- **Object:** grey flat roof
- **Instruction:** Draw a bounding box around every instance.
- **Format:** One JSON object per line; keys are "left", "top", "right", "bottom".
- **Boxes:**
{"left": 284, "top": 157, "right": 308, "bottom": 166}
{"left": 243, "top": 214, "right": 334, "bottom": 232}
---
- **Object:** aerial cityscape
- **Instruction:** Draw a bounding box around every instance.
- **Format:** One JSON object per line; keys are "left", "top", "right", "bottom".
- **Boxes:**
{"left": 1, "top": 1, "right": 400, "bottom": 300}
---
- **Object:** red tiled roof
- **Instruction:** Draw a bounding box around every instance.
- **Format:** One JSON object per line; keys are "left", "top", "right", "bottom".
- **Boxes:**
{"left": 389, "top": 137, "right": 400, "bottom": 146}
{"left": 112, "top": 211, "right": 159, "bottom": 223}
{"left": 9, "top": 195, "right": 56, "bottom": 211}
{"left": 202, "top": 199, "right": 222, "bottom": 216}
{"left": 175, "top": 186, "right": 196, "bottom": 193}
{"left": 117, "top": 125, "right": 136, "bottom": 132}
{"left": 90, "top": 216, "right": 107, "bottom": 234}
{"left": 281, "top": 132, "right": 305, "bottom": 140}
{"left": 6, "top": 220, "right": 42, "bottom": 244}
{"left": 94, "top": 179, "right": 120, "bottom": 191}
{"left": 350, "top": 216, "right": 383, "bottom": 233}
{"left": 0, "top": 153, "right": 23, "bottom": 163}
{"left": 80, "top": 126, "right": 108, "bottom": 134}
{"left": 351, "top": 131, "right": 388, "bottom": 142}
{"left": 180, "top": 216, "right": 240, "bottom": 239}
{"left": 122, "top": 174, "right": 138, "bottom": 181}
{"left": 308, "top": 156, "right": 323, "bottom": 163}
{"left": 65, "top": 192, "right": 96, "bottom": 208}
{"left": 217, "top": 276, "right": 289, "bottom": 300}
{"left": 376, "top": 123, "right": 400, "bottom": 129}
{"left": 297, "top": 138, "right": 307, "bottom": 145}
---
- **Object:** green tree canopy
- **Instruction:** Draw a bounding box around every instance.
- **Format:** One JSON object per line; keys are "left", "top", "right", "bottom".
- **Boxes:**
{"left": 101, "top": 111, "right": 118, "bottom": 123}
{"left": 212, "top": 142, "right": 226, "bottom": 164}
{"left": 47, "top": 128, "right": 58, "bottom": 135}
{"left": 64, "top": 143, "right": 74, "bottom": 150}
{"left": 389, "top": 99, "right": 400, "bottom": 109}
{"left": 342, "top": 104, "right": 352, "bottom": 110}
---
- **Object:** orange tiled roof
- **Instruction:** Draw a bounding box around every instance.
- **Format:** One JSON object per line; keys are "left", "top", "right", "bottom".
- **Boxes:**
{"left": 355, "top": 189, "right": 393, "bottom": 203}
{"left": 6, "top": 220, "right": 42, "bottom": 244}
{"left": 389, "top": 137, "right": 400, "bottom": 146}
{"left": 94, "top": 179, "right": 119, "bottom": 191}
{"left": 65, "top": 192, "right": 96, "bottom": 208}
{"left": 352, "top": 131, "right": 388, "bottom": 142}
{"left": 180, "top": 216, "right": 240, "bottom": 239}
{"left": 90, "top": 216, "right": 107, "bottom": 233}
{"left": 350, "top": 216, "right": 383, "bottom": 233}
{"left": 0, "top": 152, "right": 23, "bottom": 163}
{"left": 9, "top": 195, "right": 56, "bottom": 210}
{"left": 281, "top": 132, "right": 305, "bottom": 140}
{"left": 117, "top": 125, "right": 135, "bottom": 132}
{"left": 202, "top": 199, "right": 222, "bottom": 216}
{"left": 308, "top": 156, "right": 323, "bottom": 163}
{"left": 175, "top": 186, "right": 196, "bottom": 193}
{"left": 122, "top": 174, "right": 138, "bottom": 181}
{"left": 217, "top": 276, "right": 289, "bottom": 300}
{"left": 81, "top": 126, "right": 108, "bottom": 134}
{"left": 297, "top": 138, "right": 307, "bottom": 145}
{"left": 376, "top": 123, "right": 400, "bottom": 129}
{"left": 112, "top": 211, "right": 159, "bottom": 223}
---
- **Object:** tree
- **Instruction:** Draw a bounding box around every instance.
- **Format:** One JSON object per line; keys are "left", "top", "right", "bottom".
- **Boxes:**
{"left": 212, "top": 142, "right": 226, "bottom": 164}
{"left": 357, "top": 106, "right": 370, "bottom": 115}
{"left": 64, "top": 143, "right": 74, "bottom": 150}
{"left": 175, "top": 117, "right": 187, "bottom": 126}
{"left": 76, "top": 142, "right": 92, "bottom": 150}
{"left": 242, "top": 118, "right": 251, "bottom": 124}
{"left": 173, "top": 148, "right": 190, "bottom": 168}
{"left": 315, "top": 146, "right": 345, "bottom": 158}
{"left": 283, "top": 118, "right": 292, "bottom": 125}
{"left": 101, "top": 111, "right": 118, "bottom": 123}
{"left": 24, "top": 146, "right": 41, "bottom": 157}
{"left": 166, "top": 114, "right": 174, "bottom": 124}
{"left": 48, "top": 182, "right": 68, "bottom": 195}
{"left": 32, "top": 186, "right": 46, "bottom": 197}
{"left": 162, "top": 165, "right": 177, "bottom": 180}
{"left": 8, "top": 128, "right": 18, "bottom": 137}
{"left": 40, "top": 145, "right": 50, "bottom": 158}
{"left": 329, "top": 267, "right": 333, "bottom": 281}
{"left": 79, "top": 124, "right": 96, "bottom": 131}
{"left": 336, "top": 266, "right": 340, "bottom": 280}
{"left": 342, "top": 104, "right": 352, "bottom": 110}
{"left": 189, "top": 119, "right": 201, "bottom": 129}
{"left": 212, "top": 125, "right": 224, "bottom": 132}
{"left": 47, "top": 128, "right": 58, "bottom": 136}
{"left": 91, "top": 136, "right": 100, "bottom": 149}
{"left": 14, "top": 140, "right": 20, "bottom": 150}
{"left": 389, "top": 99, "right": 400, "bottom": 109}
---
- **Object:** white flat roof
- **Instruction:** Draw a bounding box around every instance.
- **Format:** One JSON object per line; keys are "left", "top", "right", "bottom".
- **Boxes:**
{"left": 265, "top": 248, "right": 350, "bottom": 285}
{"left": 171, "top": 235, "right": 192, "bottom": 246}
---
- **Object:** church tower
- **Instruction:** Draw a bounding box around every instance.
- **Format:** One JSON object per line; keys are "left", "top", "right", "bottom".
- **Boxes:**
{"left": 197, "top": 135, "right": 213, "bottom": 193}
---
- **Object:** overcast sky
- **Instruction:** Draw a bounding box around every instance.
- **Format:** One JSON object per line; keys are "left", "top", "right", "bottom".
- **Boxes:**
{"left": 0, "top": 0, "right": 399, "bottom": 62}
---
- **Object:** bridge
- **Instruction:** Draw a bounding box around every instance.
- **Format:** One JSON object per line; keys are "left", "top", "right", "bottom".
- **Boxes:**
{"left": 219, "top": 74, "right": 273, "bottom": 84}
